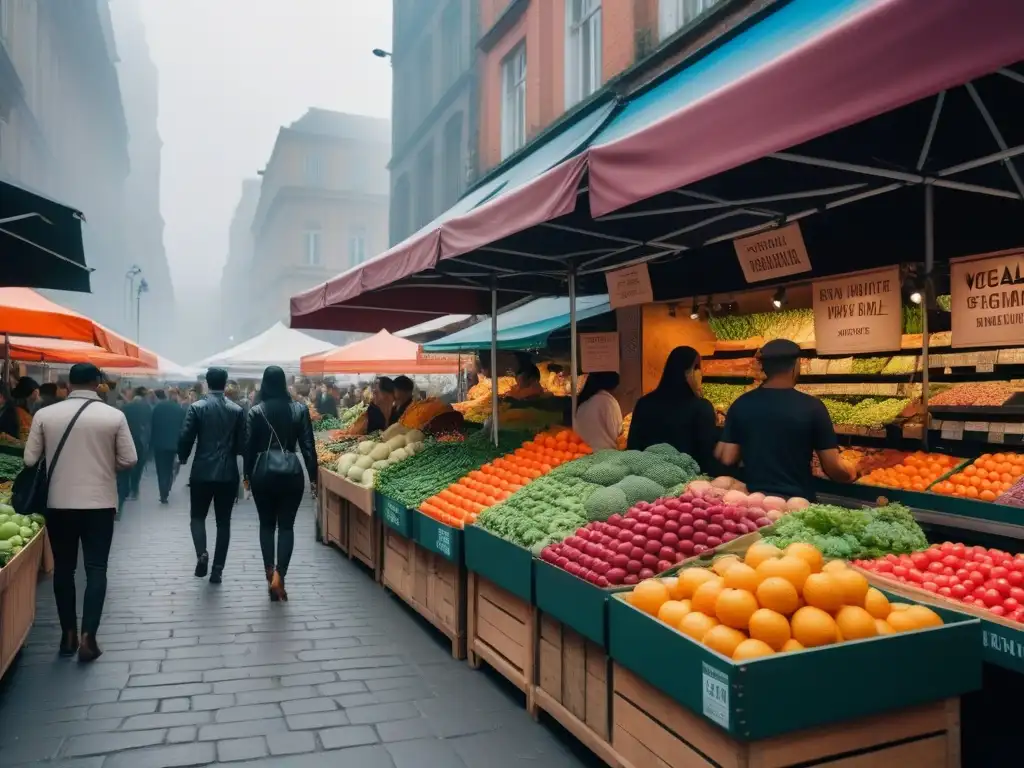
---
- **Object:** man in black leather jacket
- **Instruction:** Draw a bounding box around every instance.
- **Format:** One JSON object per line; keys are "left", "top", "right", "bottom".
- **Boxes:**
{"left": 178, "top": 368, "right": 245, "bottom": 583}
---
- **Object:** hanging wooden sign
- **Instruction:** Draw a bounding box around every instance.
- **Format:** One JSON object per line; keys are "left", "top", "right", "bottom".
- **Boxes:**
{"left": 605, "top": 264, "right": 654, "bottom": 309}
{"left": 812, "top": 266, "right": 902, "bottom": 355}
{"left": 733, "top": 223, "right": 811, "bottom": 283}
{"left": 950, "top": 249, "right": 1024, "bottom": 348}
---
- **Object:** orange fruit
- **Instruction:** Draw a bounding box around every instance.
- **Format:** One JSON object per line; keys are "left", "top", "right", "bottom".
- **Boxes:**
{"left": 657, "top": 600, "right": 692, "bottom": 626}
{"left": 875, "top": 619, "right": 894, "bottom": 635}
{"left": 691, "top": 578, "right": 726, "bottom": 616}
{"left": 715, "top": 589, "right": 760, "bottom": 630}
{"left": 756, "top": 577, "right": 800, "bottom": 615}
{"left": 785, "top": 542, "right": 824, "bottom": 573}
{"left": 886, "top": 610, "right": 920, "bottom": 633}
{"left": 889, "top": 602, "right": 912, "bottom": 612}
{"left": 678, "top": 611, "right": 719, "bottom": 641}
{"left": 744, "top": 543, "right": 782, "bottom": 569}
{"left": 780, "top": 638, "right": 805, "bottom": 652}
{"left": 801, "top": 573, "right": 844, "bottom": 612}
{"left": 702, "top": 625, "right": 748, "bottom": 658}
{"left": 831, "top": 569, "right": 870, "bottom": 606}
{"left": 711, "top": 555, "right": 741, "bottom": 576}
{"left": 863, "top": 588, "right": 891, "bottom": 619}
{"left": 748, "top": 609, "right": 791, "bottom": 650}
{"left": 733, "top": 638, "right": 776, "bottom": 660}
{"left": 790, "top": 606, "right": 839, "bottom": 647}
{"left": 835, "top": 606, "right": 878, "bottom": 640}
{"left": 757, "top": 556, "right": 811, "bottom": 591}
{"left": 723, "top": 563, "right": 762, "bottom": 592}
{"left": 630, "top": 579, "right": 670, "bottom": 616}
{"left": 660, "top": 577, "right": 679, "bottom": 598}
{"left": 821, "top": 559, "right": 848, "bottom": 573}
{"left": 677, "top": 568, "right": 719, "bottom": 599}
{"left": 905, "top": 605, "right": 943, "bottom": 629}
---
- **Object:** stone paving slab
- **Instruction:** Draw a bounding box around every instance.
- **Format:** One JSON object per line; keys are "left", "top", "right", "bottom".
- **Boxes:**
{"left": 0, "top": 464, "right": 602, "bottom": 767}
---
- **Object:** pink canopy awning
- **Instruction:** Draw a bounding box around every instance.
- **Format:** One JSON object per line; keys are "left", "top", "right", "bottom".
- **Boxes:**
{"left": 299, "top": 329, "right": 462, "bottom": 376}
{"left": 587, "top": 0, "right": 1024, "bottom": 216}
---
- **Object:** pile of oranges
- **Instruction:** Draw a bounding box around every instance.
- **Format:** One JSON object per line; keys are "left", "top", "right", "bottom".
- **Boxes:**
{"left": 931, "top": 453, "right": 1024, "bottom": 501}
{"left": 627, "top": 542, "right": 943, "bottom": 661}
{"left": 419, "top": 430, "right": 591, "bottom": 529}
{"left": 858, "top": 451, "right": 961, "bottom": 492}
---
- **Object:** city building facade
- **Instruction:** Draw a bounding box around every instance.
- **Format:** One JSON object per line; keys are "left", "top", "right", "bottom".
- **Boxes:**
{"left": 388, "top": 0, "right": 478, "bottom": 245}
{"left": 243, "top": 108, "right": 389, "bottom": 340}
{"left": 218, "top": 178, "right": 262, "bottom": 345}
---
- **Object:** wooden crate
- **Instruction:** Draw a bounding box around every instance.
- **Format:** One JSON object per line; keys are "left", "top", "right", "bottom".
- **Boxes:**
{"left": 535, "top": 612, "right": 618, "bottom": 766}
{"left": 467, "top": 572, "right": 536, "bottom": 714}
{"left": 0, "top": 533, "right": 45, "bottom": 679}
{"left": 346, "top": 498, "right": 380, "bottom": 582}
{"left": 612, "top": 665, "right": 961, "bottom": 768}
{"left": 322, "top": 487, "right": 348, "bottom": 554}
{"left": 381, "top": 528, "right": 466, "bottom": 659}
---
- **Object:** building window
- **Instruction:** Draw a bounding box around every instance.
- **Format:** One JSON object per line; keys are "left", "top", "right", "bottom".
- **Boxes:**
{"left": 441, "top": 2, "right": 463, "bottom": 87}
{"left": 500, "top": 42, "right": 527, "bottom": 160}
{"left": 304, "top": 154, "right": 323, "bottom": 185}
{"left": 659, "top": 0, "right": 722, "bottom": 41}
{"left": 392, "top": 173, "right": 411, "bottom": 244}
{"left": 566, "top": 0, "right": 602, "bottom": 108}
{"left": 349, "top": 227, "right": 368, "bottom": 265}
{"left": 415, "top": 143, "right": 434, "bottom": 229}
{"left": 442, "top": 114, "right": 464, "bottom": 208}
{"left": 303, "top": 228, "right": 322, "bottom": 266}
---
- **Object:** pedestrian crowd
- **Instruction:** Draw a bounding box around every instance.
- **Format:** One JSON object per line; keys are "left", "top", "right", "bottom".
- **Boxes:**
{"left": 13, "top": 363, "right": 324, "bottom": 663}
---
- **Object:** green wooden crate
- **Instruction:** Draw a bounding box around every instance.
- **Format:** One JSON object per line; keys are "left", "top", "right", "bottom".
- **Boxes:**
{"left": 375, "top": 492, "right": 416, "bottom": 539}
{"left": 608, "top": 592, "right": 981, "bottom": 741}
{"left": 814, "top": 478, "right": 1024, "bottom": 528}
{"left": 464, "top": 525, "right": 534, "bottom": 603}
{"left": 416, "top": 514, "right": 464, "bottom": 564}
{"left": 534, "top": 560, "right": 614, "bottom": 647}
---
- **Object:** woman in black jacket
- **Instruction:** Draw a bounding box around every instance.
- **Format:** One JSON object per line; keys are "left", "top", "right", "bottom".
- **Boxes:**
{"left": 627, "top": 346, "right": 725, "bottom": 476}
{"left": 245, "top": 366, "right": 317, "bottom": 601}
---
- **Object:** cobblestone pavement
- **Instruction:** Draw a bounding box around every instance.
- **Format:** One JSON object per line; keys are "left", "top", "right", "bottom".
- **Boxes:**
{"left": 0, "top": 466, "right": 600, "bottom": 767}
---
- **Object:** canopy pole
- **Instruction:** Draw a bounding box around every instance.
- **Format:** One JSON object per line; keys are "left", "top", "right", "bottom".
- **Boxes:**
{"left": 921, "top": 184, "right": 934, "bottom": 451}
{"left": 569, "top": 266, "right": 578, "bottom": 431}
{"left": 490, "top": 278, "right": 499, "bottom": 447}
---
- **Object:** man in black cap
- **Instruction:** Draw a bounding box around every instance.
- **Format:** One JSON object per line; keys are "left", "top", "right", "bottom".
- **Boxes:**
{"left": 178, "top": 367, "right": 245, "bottom": 583}
{"left": 715, "top": 339, "right": 853, "bottom": 500}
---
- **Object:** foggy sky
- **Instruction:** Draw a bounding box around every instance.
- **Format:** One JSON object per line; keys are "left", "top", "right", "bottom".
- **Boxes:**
{"left": 137, "top": 0, "right": 393, "bottom": 295}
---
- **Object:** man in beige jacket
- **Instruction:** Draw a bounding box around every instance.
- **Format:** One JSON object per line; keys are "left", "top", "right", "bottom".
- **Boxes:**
{"left": 24, "top": 363, "right": 138, "bottom": 662}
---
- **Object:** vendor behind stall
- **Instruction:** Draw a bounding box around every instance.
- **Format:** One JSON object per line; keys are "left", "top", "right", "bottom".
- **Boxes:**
{"left": 715, "top": 339, "right": 854, "bottom": 500}
{"left": 390, "top": 376, "right": 414, "bottom": 425}
{"left": 508, "top": 364, "right": 545, "bottom": 400}
{"left": 575, "top": 372, "right": 622, "bottom": 451}
{"left": 366, "top": 377, "right": 395, "bottom": 433}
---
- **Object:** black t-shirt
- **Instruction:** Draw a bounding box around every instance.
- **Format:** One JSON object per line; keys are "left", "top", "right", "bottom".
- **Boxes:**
{"left": 366, "top": 403, "right": 388, "bottom": 433}
{"left": 721, "top": 387, "right": 837, "bottom": 499}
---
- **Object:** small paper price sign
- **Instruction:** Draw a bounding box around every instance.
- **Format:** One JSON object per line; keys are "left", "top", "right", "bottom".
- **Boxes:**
{"left": 941, "top": 422, "right": 965, "bottom": 440}
{"left": 701, "top": 663, "right": 730, "bottom": 729}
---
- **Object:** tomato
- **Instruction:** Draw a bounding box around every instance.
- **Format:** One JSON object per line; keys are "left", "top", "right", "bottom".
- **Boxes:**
{"left": 1014, "top": 559, "right": 1024, "bottom": 573}
{"left": 927, "top": 561, "right": 944, "bottom": 574}
{"left": 1008, "top": 570, "right": 1024, "bottom": 586}
{"left": 970, "top": 570, "right": 985, "bottom": 584}
{"left": 892, "top": 565, "right": 908, "bottom": 578}
{"left": 993, "top": 578, "right": 1012, "bottom": 597}
{"left": 962, "top": 596, "right": 976, "bottom": 605}
{"left": 933, "top": 575, "right": 950, "bottom": 588}
{"left": 1010, "top": 586, "right": 1024, "bottom": 602}
{"left": 938, "top": 587, "right": 953, "bottom": 597}
{"left": 942, "top": 566, "right": 956, "bottom": 577}
{"left": 1014, "top": 610, "right": 1024, "bottom": 624}
{"left": 886, "top": 553, "right": 900, "bottom": 563}
{"left": 977, "top": 563, "right": 993, "bottom": 578}
{"left": 990, "top": 605, "right": 1007, "bottom": 616}
{"left": 983, "top": 588, "right": 1003, "bottom": 607}
{"left": 911, "top": 552, "right": 929, "bottom": 569}
{"left": 926, "top": 548, "right": 943, "bottom": 562}
{"left": 991, "top": 566, "right": 1009, "bottom": 580}
{"left": 974, "top": 586, "right": 989, "bottom": 601}
{"left": 952, "top": 543, "right": 966, "bottom": 557}
{"left": 951, "top": 584, "right": 968, "bottom": 599}
{"left": 1004, "top": 598, "right": 1020, "bottom": 613}
{"left": 955, "top": 568, "right": 971, "bottom": 581}
{"left": 922, "top": 582, "right": 938, "bottom": 592}
{"left": 941, "top": 555, "right": 961, "bottom": 568}
{"left": 876, "top": 561, "right": 893, "bottom": 573}
{"left": 907, "top": 569, "right": 925, "bottom": 584}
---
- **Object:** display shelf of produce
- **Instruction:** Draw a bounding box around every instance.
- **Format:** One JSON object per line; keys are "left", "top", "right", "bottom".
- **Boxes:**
{"left": 376, "top": 492, "right": 415, "bottom": 539}
{"left": 415, "top": 513, "right": 463, "bottom": 564}
{"left": 815, "top": 479, "right": 1024, "bottom": 540}
{"left": 607, "top": 585, "right": 979, "bottom": 741}
{"left": 534, "top": 560, "right": 619, "bottom": 647}
{"left": 464, "top": 524, "right": 534, "bottom": 603}
{"left": 0, "top": 529, "right": 45, "bottom": 679}
{"left": 318, "top": 468, "right": 349, "bottom": 553}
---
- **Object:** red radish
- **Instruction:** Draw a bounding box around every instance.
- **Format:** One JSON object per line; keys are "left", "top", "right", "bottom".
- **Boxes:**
{"left": 639, "top": 568, "right": 655, "bottom": 580}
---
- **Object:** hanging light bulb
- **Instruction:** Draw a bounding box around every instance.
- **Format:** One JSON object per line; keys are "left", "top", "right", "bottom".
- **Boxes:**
{"left": 689, "top": 299, "right": 700, "bottom": 320}
{"left": 909, "top": 287, "right": 923, "bottom": 305}
{"left": 772, "top": 286, "right": 787, "bottom": 310}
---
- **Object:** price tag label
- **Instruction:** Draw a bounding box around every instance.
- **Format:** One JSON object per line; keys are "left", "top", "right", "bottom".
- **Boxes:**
{"left": 989, "top": 431, "right": 1006, "bottom": 444}
{"left": 1007, "top": 424, "right": 1024, "bottom": 436}
{"left": 965, "top": 422, "right": 990, "bottom": 433}
{"left": 976, "top": 363, "right": 995, "bottom": 373}
{"left": 701, "top": 663, "right": 730, "bottom": 729}
{"left": 930, "top": 420, "right": 944, "bottom": 431}
{"left": 379, "top": 497, "right": 406, "bottom": 532}
{"left": 941, "top": 422, "right": 965, "bottom": 440}
{"left": 435, "top": 526, "right": 453, "bottom": 558}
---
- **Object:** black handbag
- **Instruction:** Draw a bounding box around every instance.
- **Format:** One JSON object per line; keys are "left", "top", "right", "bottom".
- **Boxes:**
{"left": 12, "top": 400, "right": 96, "bottom": 516}
{"left": 252, "top": 405, "right": 303, "bottom": 485}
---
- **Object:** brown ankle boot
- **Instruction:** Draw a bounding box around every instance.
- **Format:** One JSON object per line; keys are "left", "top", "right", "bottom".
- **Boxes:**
{"left": 78, "top": 633, "right": 102, "bottom": 663}
{"left": 59, "top": 630, "right": 79, "bottom": 657}
{"left": 270, "top": 570, "right": 287, "bottom": 602}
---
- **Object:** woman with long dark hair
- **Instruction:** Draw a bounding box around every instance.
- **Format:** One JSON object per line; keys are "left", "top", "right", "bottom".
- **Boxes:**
{"left": 626, "top": 346, "right": 723, "bottom": 474}
{"left": 244, "top": 366, "right": 317, "bottom": 601}
{"left": 574, "top": 371, "right": 622, "bottom": 450}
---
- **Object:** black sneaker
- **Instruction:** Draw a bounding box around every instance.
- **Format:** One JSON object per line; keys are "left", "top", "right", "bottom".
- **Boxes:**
{"left": 209, "top": 567, "right": 223, "bottom": 585}
{"left": 194, "top": 552, "right": 209, "bottom": 578}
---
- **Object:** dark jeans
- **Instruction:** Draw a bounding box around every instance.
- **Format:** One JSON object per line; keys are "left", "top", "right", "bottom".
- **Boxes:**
{"left": 189, "top": 481, "right": 236, "bottom": 569}
{"left": 116, "top": 460, "right": 145, "bottom": 508}
{"left": 154, "top": 450, "right": 177, "bottom": 501}
{"left": 253, "top": 481, "right": 303, "bottom": 577}
{"left": 47, "top": 508, "right": 116, "bottom": 636}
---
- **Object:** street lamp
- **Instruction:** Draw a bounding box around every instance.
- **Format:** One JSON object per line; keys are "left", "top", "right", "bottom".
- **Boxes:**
{"left": 136, "top": 278, "right": 149, "bottom": 342}
{"left": 372, "top": 48, "right": 392, "bottom": 59}
{"left": 125, "top": 265, "right": 142, "bottom": 322}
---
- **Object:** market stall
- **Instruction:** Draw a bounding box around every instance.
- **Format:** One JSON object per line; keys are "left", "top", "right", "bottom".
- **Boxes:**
{"left": 191, "top": 322, "right": 334, "bottom": 379}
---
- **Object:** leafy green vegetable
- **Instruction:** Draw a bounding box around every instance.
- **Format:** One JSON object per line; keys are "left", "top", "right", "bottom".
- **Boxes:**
{"left": 762, "top": 502, "right": 927, "bottom": 559}
{"left": 0, "top": 454, "right": 24, "bottom": 481}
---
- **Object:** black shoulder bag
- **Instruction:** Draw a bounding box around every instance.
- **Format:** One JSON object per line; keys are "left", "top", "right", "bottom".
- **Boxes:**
{"left": 252, "top": 404, "right": 303, "bottom": 486}
{"left": 13, "top": 399, "right": 97, "bottom": 517}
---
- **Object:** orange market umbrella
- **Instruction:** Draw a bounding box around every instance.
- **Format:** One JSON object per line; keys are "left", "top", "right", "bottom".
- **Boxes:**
{"left": 300, "top": 329, "right": 461, "bottom": 376}
{"left": 0, "top": 287, "right": 157, "bottom": 365}
{"left": 8, "top": 336, "right": 156, "bottom": 368}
